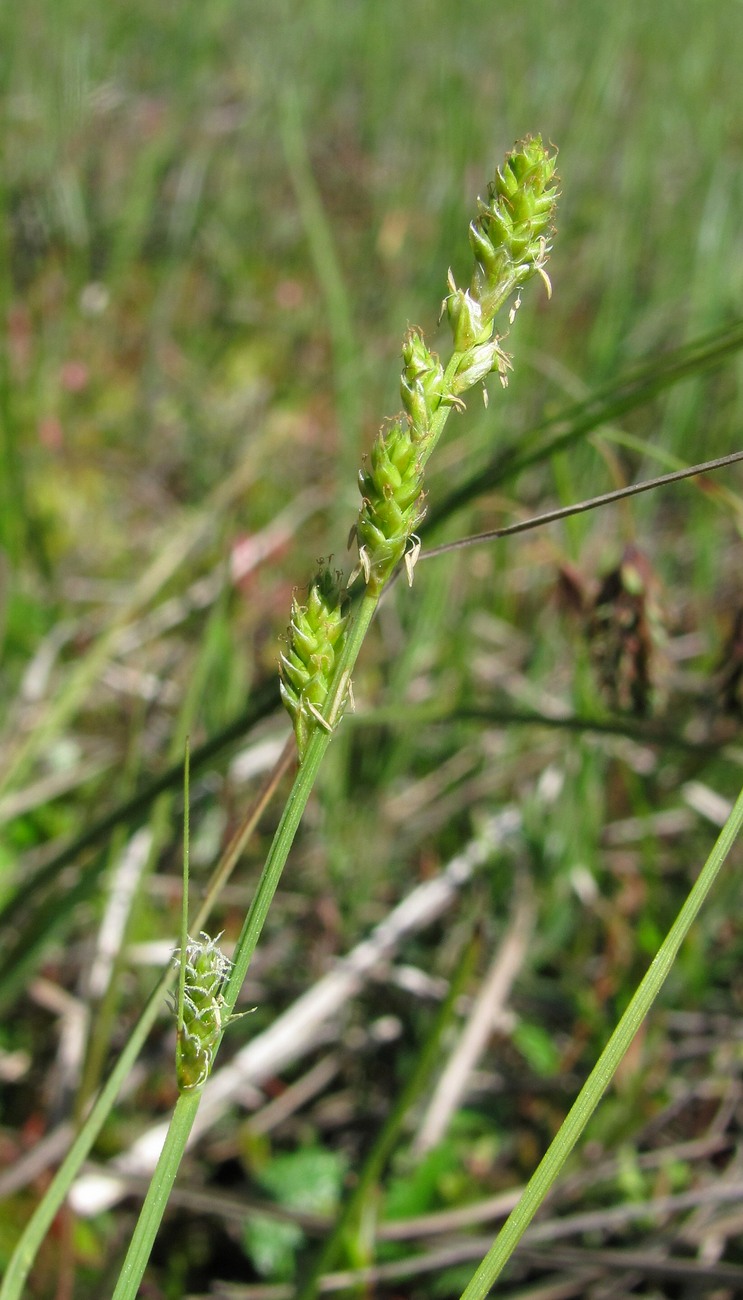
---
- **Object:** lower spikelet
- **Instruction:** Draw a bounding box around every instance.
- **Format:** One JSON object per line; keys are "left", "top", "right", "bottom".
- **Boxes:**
{"left": 173, "top": 932, "right": 232, "bottom": 1093}
{"left": 279, "top": 568, "right": 349, "bottom": 760}
{"left": 354, "top": 421, "right": 426, "bottom": 592}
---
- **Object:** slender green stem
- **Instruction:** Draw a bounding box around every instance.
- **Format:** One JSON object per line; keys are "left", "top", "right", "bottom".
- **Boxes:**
{"left": 110, "top": 1092, "right": 201, "bottom": 1300}
{"left": 224, "top": 585, "right": 378, "bottom": 1018}
{"left": 220, "top": 727, "right": 335, "bottom": 1018}
{"left": 110, "top": 444, "right": 482, "bottom": 1288}
{"left": 458, "top": 782, "right": 743, "bottom": 1300}
{"left": 0, "top": 980, "right": 166, "bottom": 1300}
{"left": 0, "top": 744, "right": 292, "bottom": 1300}
{"left": 102, "top": 589, "right": 382, "bottom": 1300}
{"left": 420, "top": 450, "right": 743, "bottom": 562}
{"left": 177, "top": 742, "right": 190, "bottom": 1035}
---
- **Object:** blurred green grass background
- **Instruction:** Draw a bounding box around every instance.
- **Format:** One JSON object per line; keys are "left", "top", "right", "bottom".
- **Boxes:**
{"left": 3, "top": 0, "right": 742, "bottom": 578}
{"left": 2, "top": 1, "right": 743, "bottom": 1296}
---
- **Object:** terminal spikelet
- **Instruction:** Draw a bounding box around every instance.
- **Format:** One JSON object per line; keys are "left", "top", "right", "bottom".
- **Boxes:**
{"left": 447, "top": 135, "right": 559, "bottom": 350}
{"left": 468, "top": 134, "right": 559, "bottom": 315}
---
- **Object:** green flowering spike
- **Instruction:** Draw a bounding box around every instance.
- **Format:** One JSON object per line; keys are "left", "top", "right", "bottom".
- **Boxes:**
{"left": 446, "top": 137, "right": 558, "bottom": 351}
{"left": 173, "top": 932, "right": 232, "bottom": 1093}
{"left": 469, "top": 135, "right": 559, "bottom": 316}
{"left": 400, "top": 330, "right": 445, "bottom": 441}
{"left": 355, "top": 420, "right": 426, "bottom": 593}
{"left": 279, "top": 568, "right": 349, "bottom": 759}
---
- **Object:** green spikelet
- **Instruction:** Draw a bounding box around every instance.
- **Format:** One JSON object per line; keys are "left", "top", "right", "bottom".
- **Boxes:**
{"left": 355, "top": 420, "right": 426, "bottom": 593}
{"left": 400, "top": 330, "right": 444, "bottom": 443}
{"left": 448, "top": 135, "right": 559, "bottom": 347}
{"left": 279, "top": 568, "right": 349, "bottom": 759}
{"left": 473, "top": 137, "right": 557, "bottom": 298}
{"left": 173, "top": 932, "right": 232, "bottom": 1093}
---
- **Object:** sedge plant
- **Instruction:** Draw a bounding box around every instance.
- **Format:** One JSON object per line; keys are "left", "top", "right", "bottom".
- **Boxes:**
{"left": 105, "top": 134, "right": 560, "bottom": 1299}
{"left": 3, "top": 133, "right": 742, "bottom": 1300}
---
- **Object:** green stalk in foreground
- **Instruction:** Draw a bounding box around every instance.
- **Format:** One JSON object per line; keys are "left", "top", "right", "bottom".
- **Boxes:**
{"left": 106, "top": 137, "right": 559, "bottom": 1300}
{"left": 458, "top": 782, "right": 743, "bottom": 1299}
{"left": 0, "top": 746, "right": 294, "bottom": 1300}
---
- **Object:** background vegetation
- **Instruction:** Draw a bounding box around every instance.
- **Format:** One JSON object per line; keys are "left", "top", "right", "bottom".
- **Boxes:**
{"left": 1, "top": 1, "right": 743, "bottom": 1296}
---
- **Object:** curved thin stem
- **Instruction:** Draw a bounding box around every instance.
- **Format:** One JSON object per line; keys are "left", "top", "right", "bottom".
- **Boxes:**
{"left": 0, "top": 742, "right": 293, "bottom": 1300}
{"left": 421, "top": 449, "right": 743, "bottom": 561}
{"left": 458, "top": 782, "right": 743, "bottom": 1299}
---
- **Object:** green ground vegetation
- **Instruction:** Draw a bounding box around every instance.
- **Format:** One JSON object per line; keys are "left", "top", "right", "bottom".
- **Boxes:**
{"left": 1, "top": 2, "right": 743, "bottom": 1296}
